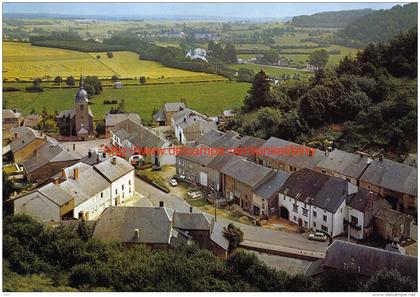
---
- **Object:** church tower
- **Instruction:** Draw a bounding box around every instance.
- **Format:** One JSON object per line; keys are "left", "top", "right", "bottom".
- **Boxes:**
{"left": 75, "top": 76, "right": 94, "bottom": 139}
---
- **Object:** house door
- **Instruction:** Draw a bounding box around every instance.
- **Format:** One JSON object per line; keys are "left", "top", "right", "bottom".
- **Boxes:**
{"left": 280, "top": 207, "right": 289, "bottom": 220}
{"left": 200, "top": 172, "right": 208, "bottom": 186}
{"left": 253, "top": 205, "right": 260, "bottom": 216}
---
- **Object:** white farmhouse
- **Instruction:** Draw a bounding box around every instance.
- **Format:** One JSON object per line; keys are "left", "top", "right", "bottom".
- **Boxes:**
{"left": 186, "top": 48, "right": 207, "bottom": 62}
{"left": 13, "top": 156, "right": 134, "bottom": 221}
{"left": 278, "top": 168, "right": 358, "bottom": 237}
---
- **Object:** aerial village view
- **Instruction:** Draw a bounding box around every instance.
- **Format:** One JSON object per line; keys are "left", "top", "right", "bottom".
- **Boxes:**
{"left": 1, "top": 1, "right": 418, "bottom": 294}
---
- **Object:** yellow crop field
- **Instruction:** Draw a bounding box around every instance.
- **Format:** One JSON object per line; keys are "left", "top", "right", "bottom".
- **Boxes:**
{"left": 87, "top": 51, "right": 219, "bottom": 79}
{"left": 3, "top": 42, "right": 224, "bottom": 81}
{"left": 3, "top": 42, "right": 113, "bottom": 80}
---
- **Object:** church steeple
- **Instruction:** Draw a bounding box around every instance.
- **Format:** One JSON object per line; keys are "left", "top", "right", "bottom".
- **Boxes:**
{"left": 75, "top": 74, "right": 88, "bottom": 103}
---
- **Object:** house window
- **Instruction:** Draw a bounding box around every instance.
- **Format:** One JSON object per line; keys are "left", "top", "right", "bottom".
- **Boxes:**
{"left": 293, "top": 216, "right": 297, "bottom": 221}
{"left": 293, "top": 204, "right": 298, "bottom": 213}
{"left": 351, "top": 216, "right": 359, "bottom": 226}
{"left": 122, "top": 184, "right": 125, "bottom": 191}
{"left": 129, "top": 187, "right": 132, "bottom": 193}
{"left": 100, "top": 192, "right": 103, "bottom": 198}
{"left": 129, "top": 180, "right": 131, "bottom": 186}
{"left": 323, "top": 215, "right": 327, "bottom": 222}
{"left": 80, "top": 105, "right": 84, "bottom": 111}
{"left": 302, "top": 208, "right": 309, "bottom": 217}
{"left": 313, "top": 222, "right": 317, "bottom": 228}
{"left": 115, "top": 189, "right": 118, "bottom": 195}
{"left": 313, "top": 211, "right": 317, "bottom": 217}
{"left": 304, "top": 221, "right": 308, "bottom": 227}
{"left": 321, "top": 225, "right": 328, "bottom": 232}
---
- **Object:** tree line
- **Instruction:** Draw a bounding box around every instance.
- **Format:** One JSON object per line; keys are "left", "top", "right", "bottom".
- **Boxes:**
{"left": 3, "top": 214, "right": 416, "bottom": 292}
{"left": 231, "top": 28, "right": 417, "bottom": 158}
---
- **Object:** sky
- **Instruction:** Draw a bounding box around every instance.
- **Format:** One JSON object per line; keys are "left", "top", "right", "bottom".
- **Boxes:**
{"left": 3, "top": 2, "right": 405, "bottom": 19}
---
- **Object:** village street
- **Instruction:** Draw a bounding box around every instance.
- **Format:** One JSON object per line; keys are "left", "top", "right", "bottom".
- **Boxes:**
{"left": 133, "top": 177, "right": 329, "bottom": 253}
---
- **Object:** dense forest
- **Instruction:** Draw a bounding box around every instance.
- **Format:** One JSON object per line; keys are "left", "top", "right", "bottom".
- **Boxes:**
{"left": 3, "top": 215, "right": 416, "bottom": 292}
{"left": 231, "top": 28, "right": 417, "bottom": 159}
{"left": 335, "top": 3, "right": 418, "bottom": 47}
{"left": 291, "top": 9, "right": 373, "bottom": 28}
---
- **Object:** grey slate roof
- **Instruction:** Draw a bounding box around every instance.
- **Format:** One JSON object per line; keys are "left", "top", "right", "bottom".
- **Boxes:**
{"left": 323, "top": 240, "right": 417, "bottom": 280}
{"left": 220, "top": 155, "right": 275, "bottom": 188}
{"left": 3, "top": 109, "right": 21, "bottom": 119}
{"left": 254, "top": 170, "right": 291, "bottom": 200}
{"left": 57, "top": 109, "right": 75, "bottom": 119}
{"left": 23, "top": 114, "right": 40, "bottom": 127}
{"left": 93, "top": 206, "right": 175, "bottom": 244}
{"left": 260, "top": 137, "right": 324, "bottom": 170}
{"left": 207, "top": 154, "right": 236, "bottom": 171}
{"left": 153, "top": 110, "right": 166, "bottom": 122}
{"left": 360, "top": 158, "right": 417, "bottom": 196}
{"left": 280, "top": 168, "right": 348, "bottom": 213}
{"left": 10, "top": 130, "right": 44, "bottom": 153}
{"left": 177, "top": 143, "right": 217, "bottom": 166}
{"left": 60, "top": 162, "right": 110, "bottom": 206}
{"left": 94, "top": 156, "right": 134, "bottom": 182}
{"left": 173, "top": 212, "right": 212, "bottom": 230}
{"left": 196, "top": 130, "right": 226, "bottom": 146}
{"left": 126, "top": 125, "right": 166, "bottom": 148}
{"left": 105, "top": 113, "right": 141, "bottom": 128}
{"left": 210, "top": 221, "right": 229, "bottom": 251}
{"left": 37, "top": 183, "right": 74, "bottom": 206}
{"left": 172, "top": 108, "right": 203, "bottom": 124}
{"left": 163, "top": 102, "right": 185, "bottom": 113}
{"left": 109, "top": 118, "right": 142, "bottom": 138}
{"left": 22, "top": 143, "right": 80, "bottom": 174}
{"left": 346, "top": 188, "right": 377, "bottom": 213}
{"left": 316, "top": 149, "right": 371, "bottom": 179}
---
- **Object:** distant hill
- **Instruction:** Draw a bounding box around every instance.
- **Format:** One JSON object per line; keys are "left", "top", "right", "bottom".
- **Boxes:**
{"left": 290, "top": 9, "right": 373, "bottom": 28}
{"left": 335, "top": 3, "right": 418, "bottom": 48}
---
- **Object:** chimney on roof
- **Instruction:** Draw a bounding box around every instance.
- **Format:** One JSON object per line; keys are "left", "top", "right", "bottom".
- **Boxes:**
{"left": 73, "top": 143, "right": 76, "bottom": 151}
{"left": 111, "top": 157, "right": 117, "bottom": 165}
{"left": 103, "top": 151, "right": 106, "bottom": 158}
{"left": 96, "top": 154, "right": 100, "bottom": 164}
{"left": 159, "top": 201, "right": 164, "bottom": 208}
{"left": 61, "top": 169, "right": 67, "bottom": 179}
{"left": 88, "top": 150, "right": 92, "bottom": 158}
{"left": 14, "top": 132, "right": 17, "bottom": 139}
{"left": 53, "top": 179, "right": 60, "bottom": 185}
{"left": 134, "top": 228, "right": 140, "bottom": 240}
{"left": 44, "top": 135, "right": 47, "bottom": 140}
{"left": 73, "top": 167, "right": 79, "bottom": 180}
{"left": 190, "top": 206, "right": 193, "bottom": 213}
{"left": 13, "top": 108, "right": 16, "bottom": 113}
{"left": 34, "top": 150, "right": 37, "bottom": 157}
{"left": 379, "top": 154, "right": 383, "bottom": 161}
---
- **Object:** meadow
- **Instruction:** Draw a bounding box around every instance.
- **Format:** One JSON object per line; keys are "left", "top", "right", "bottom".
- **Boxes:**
{"left": 3, "top": 42, "right": 224, "bottom": 81}
{"left": 3, "top": 81, "right": 250, "bottom": 122}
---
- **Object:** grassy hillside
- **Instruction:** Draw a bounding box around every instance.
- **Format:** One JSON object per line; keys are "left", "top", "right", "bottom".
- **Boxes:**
{"left": 3, "top": 81, "right": 249, "bottom": 121}
{"left": 228, "top": 63, "right": 313, "bottom": 79}
{"left": 3, "top": 42, "right": 224, "bottom": 81}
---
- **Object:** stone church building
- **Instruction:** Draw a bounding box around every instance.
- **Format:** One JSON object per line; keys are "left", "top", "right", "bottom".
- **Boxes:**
{"left": 57, "top": 76, "right": 95, "bottom": 140}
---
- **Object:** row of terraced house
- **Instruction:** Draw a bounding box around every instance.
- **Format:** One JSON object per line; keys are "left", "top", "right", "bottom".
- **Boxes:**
{"left": 175, "top": 128, "right": 417, "bottom": 241}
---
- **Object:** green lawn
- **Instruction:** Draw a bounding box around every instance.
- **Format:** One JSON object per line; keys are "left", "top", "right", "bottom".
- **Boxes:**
{"left": 4, "top": 81, "right": 250, "bottom": 122}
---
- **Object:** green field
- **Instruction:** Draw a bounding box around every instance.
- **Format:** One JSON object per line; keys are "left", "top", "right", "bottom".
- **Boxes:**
{"left": 3, "top": 42, "right": 224, "bottom": 81}
{"left": 4, "top": 81, "right": 250, "bottom": 122}
{"left": 228, "top": 63, "right": 313, "bottom": 79}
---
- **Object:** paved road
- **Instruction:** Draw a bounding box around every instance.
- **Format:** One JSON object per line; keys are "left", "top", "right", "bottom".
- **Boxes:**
{"left": 135, "top": 177, "right": 328, "bottom": 253}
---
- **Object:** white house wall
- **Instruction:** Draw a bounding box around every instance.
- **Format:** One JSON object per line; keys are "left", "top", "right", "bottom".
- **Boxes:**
{"left": 74, "top": 187, "right": 112, "bottom": 220}
{"left": 110, "top": 170, "right": 135, "bottom": 205}
{"left": 279, "top": 193, "right": 346, "bottom": 237}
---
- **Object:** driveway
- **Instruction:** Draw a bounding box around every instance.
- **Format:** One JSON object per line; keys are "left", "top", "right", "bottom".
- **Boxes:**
{"left": 60, "top": 138, "right": 110, "bottom": 157}
{"left": 135, "top": 177, "right": 328, "bottom": 253}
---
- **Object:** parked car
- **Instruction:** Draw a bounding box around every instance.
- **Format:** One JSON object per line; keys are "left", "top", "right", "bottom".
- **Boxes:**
{"left": 187, "top": 191, "right": 204, "bottom": 199}
{"left": 308, "top": 232, "right": 327, "bottom": 242}
{"left": 170, "top": 179, "right": 178, "bottom": 187}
